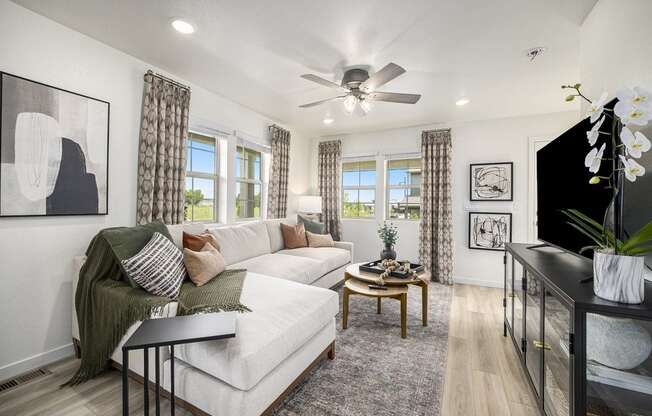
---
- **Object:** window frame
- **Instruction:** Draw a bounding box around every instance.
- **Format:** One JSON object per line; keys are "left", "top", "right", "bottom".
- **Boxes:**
{"left": 386, "top": 157, "right": 422, "bottom": 221}
{"left": 235, "top": 144, "right": 264, "bottom": 221}
{"left": 341, "top": 158, "right": 377, "bottom": 220}
{"left": 185, "top": 131, "right": 220, "bottom": 224}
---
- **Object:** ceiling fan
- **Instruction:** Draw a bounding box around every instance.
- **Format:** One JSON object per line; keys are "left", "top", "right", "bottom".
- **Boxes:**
{"left": 299, "top": 63, "right": 421, "bottom": 115}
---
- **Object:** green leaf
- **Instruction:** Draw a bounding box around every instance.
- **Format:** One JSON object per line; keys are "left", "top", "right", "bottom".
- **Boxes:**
{"left": 562, "top": 209, "right": 623, "bottom": 250}
{"left": 622, "top": 220, "right": 652, "bottom": 252}
{"left": 561, "top": 210, "right": 606, "bottom": 243}
{"left": 566, "top": 222, "right": 604, "bottom": 247}
{"left": 573, "top": 83, "right": 582, "bottom": 89}
{"left": 565, "top": 95, "right": 576, "bottom": 102}
{"left": 625, "top": 244, "right": 652, "bottom": 256}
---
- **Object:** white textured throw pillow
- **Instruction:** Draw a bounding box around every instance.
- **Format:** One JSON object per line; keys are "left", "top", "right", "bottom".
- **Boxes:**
{"left": 306, "top": 231, "right": 335, "bottom": 248}
{"left": 121, "top": 232, "right": 187, "bottom": 298}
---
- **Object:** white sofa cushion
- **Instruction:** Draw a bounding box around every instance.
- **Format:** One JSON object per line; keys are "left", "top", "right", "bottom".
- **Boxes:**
{"left": 229, "top": 253, "right": 325, "bottom": 285}
{"left": 264, "top": 219, "right": 285, "bottom": 253}
{"left": 278, "top": 247, "right": 351, "bottom": 274}
{"left": 209, "top": 222, "right": 271, "bottom": 265}
{"left": 176, "top": 272, "right": 339, "bottom": 391}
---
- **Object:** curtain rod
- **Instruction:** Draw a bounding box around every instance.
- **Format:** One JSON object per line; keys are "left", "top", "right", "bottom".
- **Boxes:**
{"left": 145, "top": 70, "right": 191, "bottom": 91}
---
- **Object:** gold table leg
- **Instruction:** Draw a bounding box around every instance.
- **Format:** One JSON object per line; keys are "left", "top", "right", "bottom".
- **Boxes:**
{"left": 377, "top": 297, "right": 382, "bottom": 314}
{"left": 400, "top": 293, "right": 407, "bottom": 338}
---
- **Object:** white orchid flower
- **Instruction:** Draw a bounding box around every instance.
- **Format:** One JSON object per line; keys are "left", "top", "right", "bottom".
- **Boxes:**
{"left": 588, "top": 91, "right": 609, "bottom": 123}
{"left": 586, "top": 115, "right": 605, "bottom": 146}
{"left": 616, "top": 87, "right": 652, "bottom": 110}
{"left": 585, "top": 142, "right": 606, "bottom": 174}
{"left": 614, "top": 100, "right": 652, "bottom": 126}
{"left": 619, "top": 155, "right": 646, "bottom": 182}
{"left": 621, "top": 127, "right": 651, "bottom": 158}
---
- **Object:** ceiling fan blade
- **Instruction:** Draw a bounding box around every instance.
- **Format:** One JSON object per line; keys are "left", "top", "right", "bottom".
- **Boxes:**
{"left": 301, "top": 74, "right": 349, "bottom": 92}
{"left": 367, "top": 91, "right": 421, "bottom": 104}
{"left": 298, "top": 96, "right": 345, "bottom": 108}
{"left": 359, "top": 63, "right": 406, "bottom": 93}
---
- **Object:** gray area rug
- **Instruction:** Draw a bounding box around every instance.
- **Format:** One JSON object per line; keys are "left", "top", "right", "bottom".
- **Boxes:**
{"left": 274, "top": 281, "right": 453, "bottom": 416}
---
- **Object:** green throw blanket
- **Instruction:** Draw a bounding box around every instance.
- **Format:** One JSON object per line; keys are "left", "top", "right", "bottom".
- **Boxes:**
{"left": 66, "top": 221, "right": 250, "bottom": 386}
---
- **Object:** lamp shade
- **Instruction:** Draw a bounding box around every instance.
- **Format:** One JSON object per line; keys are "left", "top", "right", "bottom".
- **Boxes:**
{"left": 298, "top": 196, "right": 322, "bottom": 214}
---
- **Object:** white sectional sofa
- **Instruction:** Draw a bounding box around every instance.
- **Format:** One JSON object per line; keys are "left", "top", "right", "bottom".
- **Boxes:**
{"left": 71, "top": 219, "right": 353, "bottom": 416}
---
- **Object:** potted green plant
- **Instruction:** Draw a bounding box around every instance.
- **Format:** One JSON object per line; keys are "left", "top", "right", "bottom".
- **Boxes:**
{"left": 377, "top": 221, "right": 398, "bottom": 260}
{"left": 561, "top": 84, "right": 652, "bottom": 303}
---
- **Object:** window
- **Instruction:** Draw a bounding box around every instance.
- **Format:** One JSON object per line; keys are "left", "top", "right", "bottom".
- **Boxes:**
{"left": 387, "top": 158, "right": 421, "bottom": 219}
{"left": 235, "top": 145, "right": 263, "bottom": 219}
{"left": 185, "top": 132, "right": 218, "bottom": 222}
{"left": 342, "top": 160, "right": 376, "bottom": 218}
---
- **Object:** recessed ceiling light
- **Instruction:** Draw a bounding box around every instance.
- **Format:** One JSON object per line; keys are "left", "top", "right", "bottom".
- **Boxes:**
{"left": 323, "top": 117, "right": 334, "bottom": 125}
{"left": 171, "top": 19, "right": 195, "bottom": 34}
{"left": 456, "top": 98, "right": 470, "bottom": 106}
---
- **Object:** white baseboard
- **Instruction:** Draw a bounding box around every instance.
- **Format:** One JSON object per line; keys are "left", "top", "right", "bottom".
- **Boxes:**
{"left": 453, "top": 275, "right": 503, "bottom": 288}
{"left": 0, "top": 343, "right": 74, "bottom": 382}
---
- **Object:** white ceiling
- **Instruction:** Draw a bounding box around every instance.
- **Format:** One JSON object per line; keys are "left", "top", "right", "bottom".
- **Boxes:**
{"left": 13, "top": 0, "right": 596, "bottom": 136}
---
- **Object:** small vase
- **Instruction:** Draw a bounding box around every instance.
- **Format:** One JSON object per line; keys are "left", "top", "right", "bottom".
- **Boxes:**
{"left": 593, "top": 251, "right": 645, "bottom": 304}
{"left": 380, "top": 244, "right": 396, "bottom": 260}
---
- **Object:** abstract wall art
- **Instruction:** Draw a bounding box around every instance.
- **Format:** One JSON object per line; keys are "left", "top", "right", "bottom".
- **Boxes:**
{"left": 1, "top": 73, "right": 109, "bottom": 217}
{"left": 468, "top": 212, "right": 512, "bottom": 251}
{"left": 470, "top": 162, "right": 513, "bottom": 201}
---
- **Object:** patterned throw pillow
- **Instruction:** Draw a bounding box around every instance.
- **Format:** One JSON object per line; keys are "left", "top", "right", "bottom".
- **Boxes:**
{"left": 121, "top": 232, "right": 187, "bottom": 298}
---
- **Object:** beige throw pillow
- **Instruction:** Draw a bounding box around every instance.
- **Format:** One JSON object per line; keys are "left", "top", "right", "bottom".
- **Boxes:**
{"left": 281, "top": 222, "right": 308, "bottom": 249}
{"left": 306, "top": 231, "right": 335, "bottom": 248}
{"left": 183, "top": 243, "right": 226, "bottom": 286}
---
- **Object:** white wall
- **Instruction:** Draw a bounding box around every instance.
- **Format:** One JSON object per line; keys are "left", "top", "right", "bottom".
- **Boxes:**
{"left": 0, "top": 0, "right": 311, "bottom": 379}
{"left": 580, "top": 0, "right": 652, "bottom": 107}
{"left": 310, "top": 111, "right": 579, "bottom": 287}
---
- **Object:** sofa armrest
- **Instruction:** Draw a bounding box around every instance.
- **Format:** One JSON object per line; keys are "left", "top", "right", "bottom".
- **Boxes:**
{"left": 334, "top": 241, "right": 354, "bottom": 261}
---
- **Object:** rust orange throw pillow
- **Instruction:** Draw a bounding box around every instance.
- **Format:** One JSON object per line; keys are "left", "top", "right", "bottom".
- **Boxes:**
{"left": 183, "top": 231, "right": 220, "bottom": 252}
{"left": 281, "top": 222, "right": 308, "bottom": 249}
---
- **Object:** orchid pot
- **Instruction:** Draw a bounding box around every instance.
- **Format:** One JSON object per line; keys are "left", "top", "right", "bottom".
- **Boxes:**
{"left": 593, "top": 250, "right": 645, "bottom": 304}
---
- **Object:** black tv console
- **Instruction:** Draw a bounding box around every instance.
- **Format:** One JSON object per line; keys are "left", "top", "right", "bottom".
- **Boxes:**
{"left": 504, "top": 243, "right": 652, "bottom": 416}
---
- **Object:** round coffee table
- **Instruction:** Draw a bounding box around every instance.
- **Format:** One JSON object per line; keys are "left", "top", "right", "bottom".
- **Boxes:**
{"left": 342, "top": 262, "right": 429, "bottom": 339}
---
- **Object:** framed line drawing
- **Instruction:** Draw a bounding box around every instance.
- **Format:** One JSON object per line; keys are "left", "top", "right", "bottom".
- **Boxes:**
{"left": 468, "top": 211, "right": 512, "bottom": 251}
{"left": 1, "top": 72, "right": 109, "bottom": 217}
{"left": 470, "top": 162, "right": 513, "bottom": 201}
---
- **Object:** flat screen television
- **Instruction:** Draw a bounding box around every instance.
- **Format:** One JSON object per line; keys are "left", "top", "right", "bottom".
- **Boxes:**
{"left": 536, "top": 103, "right": 652, "bottom": 278}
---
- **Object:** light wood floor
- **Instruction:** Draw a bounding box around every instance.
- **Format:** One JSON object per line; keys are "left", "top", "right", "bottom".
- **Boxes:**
{"left": 0, "top": 284, "right": 536, "bottom": 416}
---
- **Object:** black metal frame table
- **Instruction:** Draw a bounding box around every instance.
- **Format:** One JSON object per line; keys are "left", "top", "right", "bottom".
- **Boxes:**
{"left": 121, "top": 312, "right": 236, "bottom": 416}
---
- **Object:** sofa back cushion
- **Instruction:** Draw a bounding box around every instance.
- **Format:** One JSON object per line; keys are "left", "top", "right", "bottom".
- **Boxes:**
{"left": 209, "top": 221, "right": 271, "bottom": 265}
{"left": 265, "top": 219, "right": 286, "bottom": 253}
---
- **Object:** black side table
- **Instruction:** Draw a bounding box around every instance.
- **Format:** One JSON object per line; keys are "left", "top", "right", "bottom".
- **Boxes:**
{"left": 122, "top": 312, "right": 236, "bottom": 416}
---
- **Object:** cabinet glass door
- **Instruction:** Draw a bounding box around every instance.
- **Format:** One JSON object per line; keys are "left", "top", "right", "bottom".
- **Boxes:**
{"left": 513, "top": 261, "right": 524, "bottom": 356}
{"left": 506, "top": 253, "right": 513, "bottom": 333}
{"left": 585, "top": 313, "right": 652, "bottom": 416}
{"left": 525, "top": 269, "right": 542, "bottom": 397}
{"left": 543, "top": 289, "right": 571, "bottom": 416}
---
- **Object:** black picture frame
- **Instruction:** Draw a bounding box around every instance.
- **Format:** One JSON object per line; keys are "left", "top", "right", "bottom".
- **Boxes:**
{"left": 470, "top": 161, "right": 513, "bottom": 201}
{"left": 0, "top": 71, "right": 110, "bottom": 217}
{"left": 468, "top": 211, "right": 512, "bottom": 251}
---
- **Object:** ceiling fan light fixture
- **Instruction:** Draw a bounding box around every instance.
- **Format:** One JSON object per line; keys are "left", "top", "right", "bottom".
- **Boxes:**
{"left": 343, "top": 95, "right": 358, "bottom": 114}
{"left": 360, "top": 99, "right": 372, "bottom": 114}
{"left": 455, "top": 98, "right": 470, "bottom": 106}
{"left": 171, "top": 19, "right": 195, "bottom": 34}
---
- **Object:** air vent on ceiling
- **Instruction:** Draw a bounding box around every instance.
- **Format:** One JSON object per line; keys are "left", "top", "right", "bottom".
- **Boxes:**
{"left": 0, "top": 368, "right": 52, "bottom": 393}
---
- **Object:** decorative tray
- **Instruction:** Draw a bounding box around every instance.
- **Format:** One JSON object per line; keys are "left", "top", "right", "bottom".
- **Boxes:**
{"left": 359, "top": 260, "right": 425, "bottom": 279}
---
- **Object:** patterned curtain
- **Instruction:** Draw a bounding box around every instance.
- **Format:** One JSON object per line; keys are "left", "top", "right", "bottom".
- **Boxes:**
{"left": 318, "top": 140, "right": 342, "bottom": 241}
{"left": 267, "top": 125, "right": 291, "bottom": 219}
{"left": 419, "top": 129, "right": 453, "bottom": 284}
{"left": 136, "top": 71, "right": 191, "bottom": 225}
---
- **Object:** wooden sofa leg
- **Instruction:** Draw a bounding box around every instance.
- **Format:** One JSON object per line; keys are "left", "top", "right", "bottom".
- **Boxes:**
{"left": 327, "top": 342, "right": 335, "bottom": 360}
{"left": 72, "top": 338, "right": 81, "bottom": 359}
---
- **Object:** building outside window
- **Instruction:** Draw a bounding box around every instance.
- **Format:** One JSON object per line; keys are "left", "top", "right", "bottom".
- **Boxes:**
{"left": 235, "top": 145, "right": 263, "bottom": 219}
{"left": 342, "top": 160, "right": 376, "bottom": 218}
{"left": 387, "top": 158, "right": 421, "bottom": 219}
{"left": 185, "top": 132, "right": 218, "bottom": 222}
